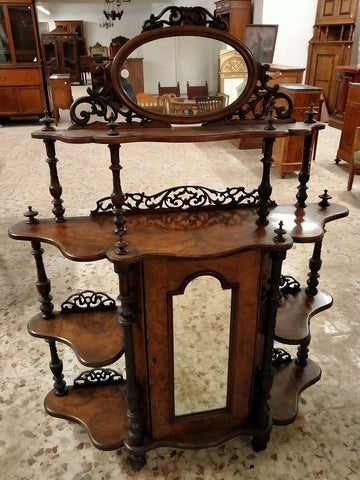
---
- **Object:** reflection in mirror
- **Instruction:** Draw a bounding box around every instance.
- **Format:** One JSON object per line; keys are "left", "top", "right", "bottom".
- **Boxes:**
{"left": 172, "top": 275, "right": 232, "bottom": 417}
{"left": 121, "top": 36, "right": 248, "bottom": 117}
{"left": 219, "top": 49, "right": 248, "bottom": 106}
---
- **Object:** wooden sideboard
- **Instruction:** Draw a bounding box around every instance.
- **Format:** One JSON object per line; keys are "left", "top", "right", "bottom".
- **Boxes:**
{"left": 336, "top": 82, "right": 360, "bottom": 164}
{"left": 49, "top": 74, "right": 73, "bottom": 125}
{"left": 268, "top": 65, "right": 305, "bottom": 86}
{"left": 215, "top": 0, "right": 252, "bottom": 40}
{"left": 328, "top": 66, "right": 360, "bottom": 129}
{"left": 0, "top": 0, "right": 47, "bottom": 118}
{"left": 273, "top": 84, "right": 323, "bottom": 177}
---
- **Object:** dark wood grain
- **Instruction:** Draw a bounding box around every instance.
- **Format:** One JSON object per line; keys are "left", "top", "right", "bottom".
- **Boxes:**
{"left": 274, "top": 289, "right": 332, "bottom": 344}
{"left": 28, "top": 310, "right": 124, "bottom": 367}
{"left": 45, "top": 385, "right": 128, "bottom": 450}
{"left": 270, "top": 359, "right": 321, "bottom": 425}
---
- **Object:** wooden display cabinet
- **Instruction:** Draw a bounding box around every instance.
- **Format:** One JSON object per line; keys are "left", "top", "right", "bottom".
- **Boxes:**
{"left": 215, "top": 0, "right": 252, "bottom": 40}
{"left": 54, "top": 20, "right": 84, "bottom": 38}
{"left": 9, "top": 7, "right": 348, "bottom": 471}
{"left": 273, "top": 84, "right": 323, "bottom": 176}
{"left": 41, "top": 29, "right": 86, "bottom": 84}
{"left": 0, "top": 0, "right": 47, "bottom": 118}
{"left": 336, "top": 82, "right": 360, "bottom": 163}
{"left": 328, "top": 65, "right": 360, "bottom": 129}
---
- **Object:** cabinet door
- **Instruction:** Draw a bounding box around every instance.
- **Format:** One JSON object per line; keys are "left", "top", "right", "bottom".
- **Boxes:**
{"left": 0, "top": 85, "right": 45, "bottom": 115}
{"left": 316, "top": 0, "right": 358, "bottom": 24}
{"left": 7, "top": 3, "right": 39, "bottom": 63}
{"left": 142, "top": 251, "right": 266, "bottom": 440}
{"left": 306, "top": 42, "right": 352, "bottom": 112}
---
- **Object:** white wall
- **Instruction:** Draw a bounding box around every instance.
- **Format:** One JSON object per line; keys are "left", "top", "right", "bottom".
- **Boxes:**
{"left": 254, "top": 0, "right": 318, "bottom": 70}
{"left": 36, "top": 0, "right": 318, "bottom": 88}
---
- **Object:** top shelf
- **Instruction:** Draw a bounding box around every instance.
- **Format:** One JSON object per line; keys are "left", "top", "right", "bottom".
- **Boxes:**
{"left": 31, "top": 122, "right": 324, "bottom": 145}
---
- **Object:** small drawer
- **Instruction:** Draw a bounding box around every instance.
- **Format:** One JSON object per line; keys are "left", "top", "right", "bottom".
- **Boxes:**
{"left": 0, "top": 68, "right": 42, "bottom": 86}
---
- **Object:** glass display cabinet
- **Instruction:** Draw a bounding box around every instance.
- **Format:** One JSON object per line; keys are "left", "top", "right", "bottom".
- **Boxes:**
{"left": 9, "top": 6, "right": 348, "bottom": 471}
{"left": 0, "top": 0, "right": 46, "bottom": 117}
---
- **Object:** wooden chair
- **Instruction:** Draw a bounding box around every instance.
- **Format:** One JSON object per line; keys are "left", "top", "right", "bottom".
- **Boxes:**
{"left": 187, "top": 81, "right": 208, "bottom": 100}
{"left": 347, "top": 126, "right": 360, "bottom": 190}
{"left": 195, "top": 95, "right": 224, "bottom": 113}
{"left": 158, "top": 81, "right": 180, "bottom": 97}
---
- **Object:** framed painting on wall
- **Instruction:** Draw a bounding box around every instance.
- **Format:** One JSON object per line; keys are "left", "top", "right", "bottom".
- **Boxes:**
{"left": 243, "top": 24, "right": 278, "bottom": 63}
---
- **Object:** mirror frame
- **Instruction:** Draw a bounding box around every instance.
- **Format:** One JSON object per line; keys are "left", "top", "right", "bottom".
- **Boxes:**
{"left": 111, "top": 25, "right": 258, "bottom": 125}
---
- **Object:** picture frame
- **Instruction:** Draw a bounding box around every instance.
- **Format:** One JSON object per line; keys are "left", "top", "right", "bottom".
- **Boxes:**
{"left": 243, "top": 24, "right": 278, "bottom": 63}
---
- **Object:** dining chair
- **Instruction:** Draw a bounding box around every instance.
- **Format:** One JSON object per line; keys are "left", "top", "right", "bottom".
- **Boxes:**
{"left": 158, "top": 81, "right": 180, "bottom": 97}
{"left": 186, "top": 81, "right": 208, "bottom": 99}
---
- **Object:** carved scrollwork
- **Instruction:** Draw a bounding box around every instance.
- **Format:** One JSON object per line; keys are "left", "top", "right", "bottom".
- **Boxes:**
{"left": 70, "top": 64, "right": 144, "bottom": 126}
{"left": 61, "top": 290, "right": 116, "bottom": 313}
{"left": 73, "top": 368, "right": 125, "bottom": 388}
{"left": 91, "top": 185, "right": 260, "bottom": 215}
{"left": 279, "top": 275, "right": 301, "bottom": 296}
{"left": 272, "top": 348, "right": 292, "bottom": 366}
{"left": 142, "top": 6, "right": 227, "bottom": 31}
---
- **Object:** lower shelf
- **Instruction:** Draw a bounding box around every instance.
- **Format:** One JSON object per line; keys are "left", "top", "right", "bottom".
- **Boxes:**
{"left": 270, "top": 358, "right": 321, "bottom": 426}
{"left": 274, "top": 289, "right": 333, "bottom": 344}
{"left": 45, "top": 384, "right": 128, "bottom": 450}
{"left": 44, "top": 358, "right": 321, "bottom": 451}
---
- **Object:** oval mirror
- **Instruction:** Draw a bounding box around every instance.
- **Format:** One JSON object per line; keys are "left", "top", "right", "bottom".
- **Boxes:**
{"left": 111, "top": 26, "right": 258, "bottom": 124}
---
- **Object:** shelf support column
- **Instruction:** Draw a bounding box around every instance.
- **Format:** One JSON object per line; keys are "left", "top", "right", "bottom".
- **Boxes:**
{"left": 306, "top": 240, "right": 323, "bottom": 296}
{"left": 31, "top": 240, "right": 54, "bottom": 319}
{"left": 44, "top": 139, "right": 65, "bottom": 222}
{"left": 256, "top": 137, "right": 275, "bottom": 225}
{"left": 296, "top": 133, "right": 313, "bottom": 208}
{"left": 46, "top": 340, "right": 67, "bottom": 396}
{"left": 115, "top": 265, "right": 145, "bottom": 470}
{"left": 252, "top": 249, "right": 286, "bottom": 451}
{"left": 108, "top": 144, "right": 128, "bottom": 255}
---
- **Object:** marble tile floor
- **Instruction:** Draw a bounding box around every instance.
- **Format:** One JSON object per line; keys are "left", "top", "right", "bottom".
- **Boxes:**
{"left": 0, "top": 89, "right": 359, "bottom": 479}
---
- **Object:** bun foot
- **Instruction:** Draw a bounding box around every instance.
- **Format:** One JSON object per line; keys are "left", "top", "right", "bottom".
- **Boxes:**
{"left": 251, "top": 435, "right": 270, "bottom": 452}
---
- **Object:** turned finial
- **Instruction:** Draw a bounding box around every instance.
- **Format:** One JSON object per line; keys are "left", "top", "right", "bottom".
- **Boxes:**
{"left": 107, "top": 113, "right": 119, "bottom": 136}
{"left": 264, "top": 100, "right": 276, "bottom": 131}
{"left": 274, "top": 220, "right": 286, "bottom": 242}
{"left": 304, "top": 103, "right": 317, "bottom": 124}
{"left": 318, "top": 189, "right": 332, "bottom": 207}
{"left": 24, "top": 206, "right": 39, "bottom": 224}
{"left": 40, "top": 112, "right": 55, "bottom": 131}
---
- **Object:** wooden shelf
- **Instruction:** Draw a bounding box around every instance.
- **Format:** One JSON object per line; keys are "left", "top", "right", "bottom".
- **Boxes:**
{"left": 28, "top": 310, "right": 124, "bottom": 367}
{"left": 274, "top": 289, "right": 333, "bottom": 344}
{"left": 9, "top": 203, "right": 348, "bottom": 263}
{"left": 270, "top": 359, "right": 321, "bottom": 425}
{"left": 45, "top": 384, "right": 128, "bottom": 450}
{"left": 9, "top": 209, "right": 293, "bottom": 263}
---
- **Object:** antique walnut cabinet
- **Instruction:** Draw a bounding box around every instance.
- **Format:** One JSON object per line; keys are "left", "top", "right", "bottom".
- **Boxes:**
{"left": 0, "top": 0, "right": 47, "bottom": 117}
{"left": 9, "top": 6, "right": 348, "bottom": 471}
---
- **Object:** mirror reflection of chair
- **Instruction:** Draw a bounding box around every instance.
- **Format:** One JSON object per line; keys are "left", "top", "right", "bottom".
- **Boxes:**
{"left": 347, "top": 126, "right": 360, "bottom": 191}
{"left": 158, "top": 81, "right": 180, "bottom": 96}
{"left": 195, "top": 95, "right": 226, "bottom": 113}
{"left": 187, "top": 81, "right": 208, "bottom": 99}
